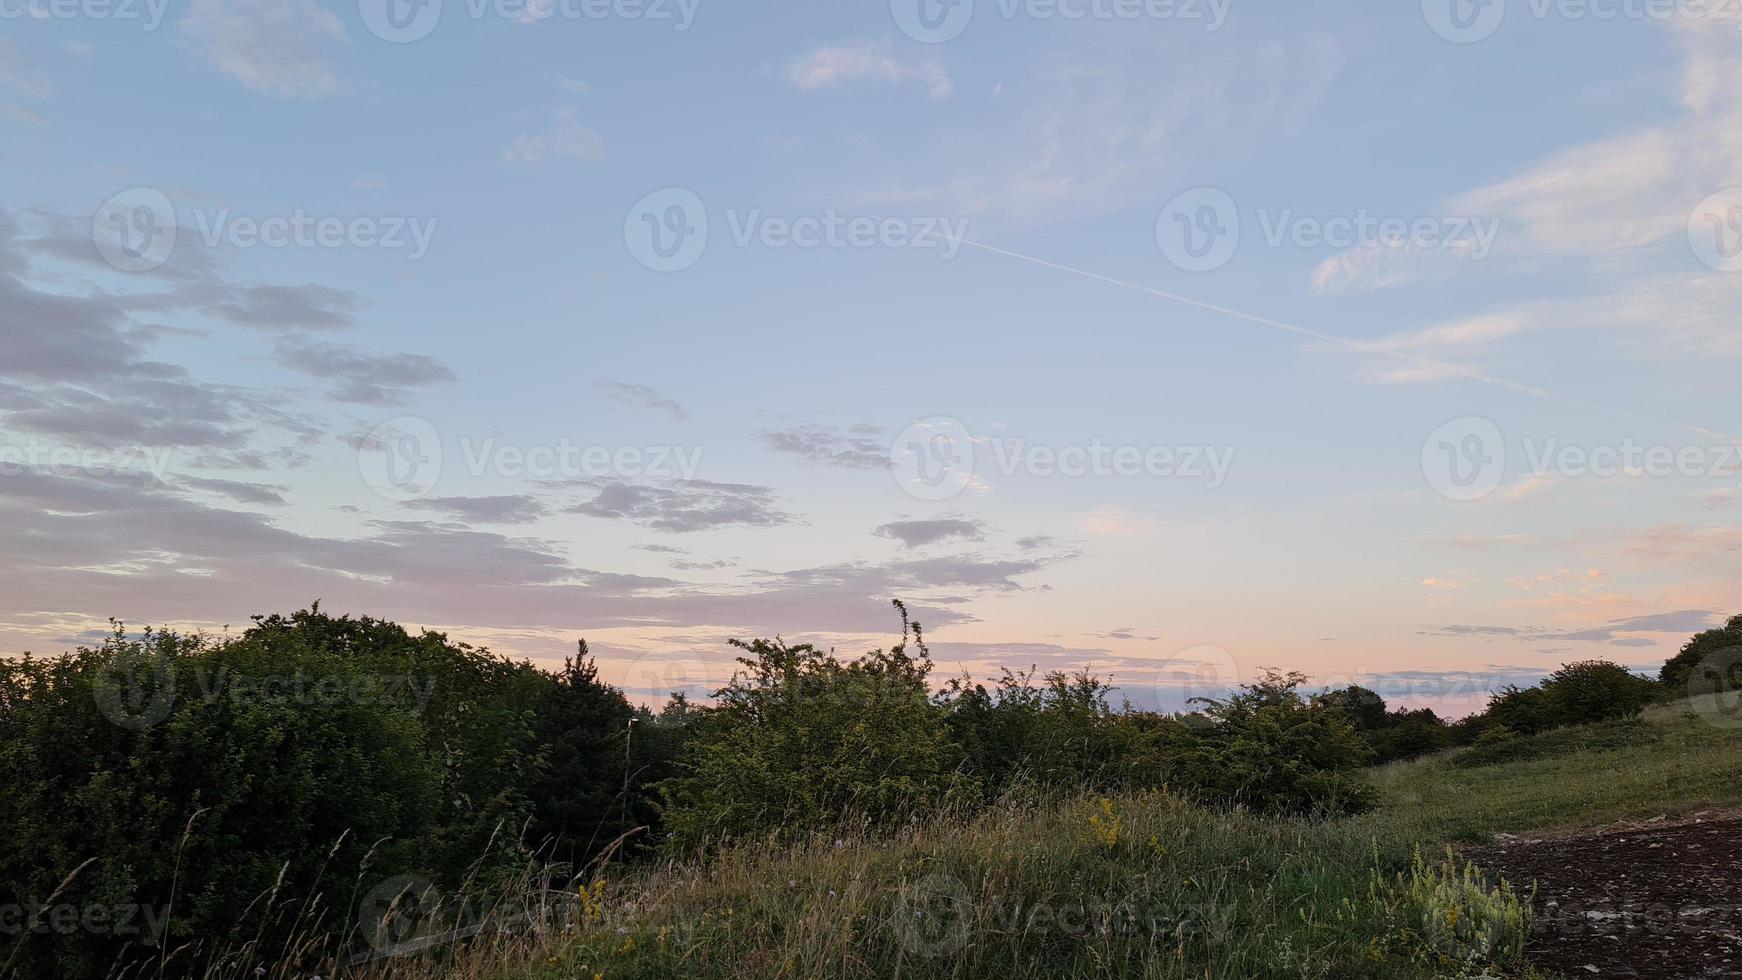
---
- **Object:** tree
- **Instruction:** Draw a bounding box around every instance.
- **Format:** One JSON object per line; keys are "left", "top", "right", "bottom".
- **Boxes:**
{"left": 1541, "top": 660, "right": 1658, "bottom": 725}
{"left": 1659, "top": 614, "right": 1742, "bottom": 690}
{"left": 1314, "top": 685, "right": 1389, "bottom": 732}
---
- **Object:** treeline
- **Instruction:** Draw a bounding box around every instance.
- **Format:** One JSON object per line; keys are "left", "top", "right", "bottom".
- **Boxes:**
{"left": 0, "top": 603, "right": 1733, "bottom": 978}
{"left": 1322, "top": 611, "right": 1742, "bottom": 765}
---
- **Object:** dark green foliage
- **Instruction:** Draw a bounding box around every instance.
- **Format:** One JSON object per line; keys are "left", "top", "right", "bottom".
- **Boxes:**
{"left": 1450, "top": 718, "right": 1662, "bottom": 768}
{"left": 1540, "top": 660, "right": 1658, "bottom": 725}
{"left": 1170, "top": 671, "right": 1379, "bottom": 817}
{"left": 0, "top": 608, "right": 658, "bottom": 979}
{"left": 939, "top": 667, "right": 1140, "bottom": 797}
{"left": 1659, "top": 613, "right": 1742, "bottom": 689}
{"left": 657, "top": 603, "right": 971, "bottom": 851}
{"left": 1314, "top": 685, "right": 1389, "bottom": 732}
{"left": 525, "top": 642, "right": 639, "bottom": 869}
{"left": 1365, "top": 707, "right": 1453, "bottom": 763}
{"left": 1483, "top": 683, "right": 1561, "bottom": 736}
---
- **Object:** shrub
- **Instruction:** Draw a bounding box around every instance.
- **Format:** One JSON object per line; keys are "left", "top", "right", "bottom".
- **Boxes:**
{"left": 657, "top": 602, "right": 973, "bottom": 851}
{"left": 1377, "top": 849, "right": 1531, "bottom": 972}
{"left": 1540, "top": 660, "right": 1659, "bottom": 726}
{"left": 0, "top": 607, "right": 654, "bottom": 979}
{"left": 1171, "top": 670, "right": 1378, "bottom": 817}
{"left": 1366, "top": 708, "right": 1453, "bottom": 764}
{"left": 939, "top": 666, "right": 1139, "bottom": 796}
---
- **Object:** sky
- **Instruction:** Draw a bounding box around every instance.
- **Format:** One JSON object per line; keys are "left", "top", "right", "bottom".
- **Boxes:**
{"left": 2, "top": 0, "right": 1740, "bottom": 716}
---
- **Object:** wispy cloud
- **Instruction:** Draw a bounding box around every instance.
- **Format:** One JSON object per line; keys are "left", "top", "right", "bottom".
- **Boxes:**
{"left": 595, "top": 383, "right": 688, "bottom": 420}
{"left": 180, "top": 0, "right": 348, "bottom": 99}
{"left": 783, "top": 41, "right": 952, "bottom": 100}
{"left": 501, "top": 107, "right": 604, "bottom": 167}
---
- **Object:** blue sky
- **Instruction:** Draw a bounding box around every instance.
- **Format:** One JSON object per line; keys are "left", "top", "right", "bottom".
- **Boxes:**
{"left": 3, "top": 0, "right": 1739, "bottom": 714}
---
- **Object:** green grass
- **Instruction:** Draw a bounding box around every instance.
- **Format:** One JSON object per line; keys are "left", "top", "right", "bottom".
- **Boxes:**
{"left": 346, "top": 699, "right": 1742, "bottom": 980}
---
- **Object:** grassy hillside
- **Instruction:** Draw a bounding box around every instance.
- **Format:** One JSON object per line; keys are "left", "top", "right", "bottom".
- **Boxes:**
{"left": 344, "top": 696, "right": 1742, "bottom": 980}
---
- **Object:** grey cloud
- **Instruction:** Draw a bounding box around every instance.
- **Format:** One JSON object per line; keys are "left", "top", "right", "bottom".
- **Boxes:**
{"left": 759, "top": 423, "right": 891, "bottom": 470}
{"left": 1015, "top": 535, "right": 1058, "bottom": 551}
{"left": 0, "top": 469, "right": 996, "bottom": 651}
{"left": 595, "top": 383, "right": 688, "bottom": 420}
{"left": 404, "top": 495, "right": 547, "bottom": 525}
{"left": 567, "top": 480, "right": 797, "bottom": 533}
{"left": 873, "top": 517, "right": 988, "bottom": 549}
{"left": 671, "top": 558, "right": 739, "bottom": 571}
{"left": 1421, "top": 609, "right": 1716, "bottom": 644}
{"left": 208, "top": 284, "right": 359, "bottom": 331}
{"left": 273, "top": 338, "right": 457, "bottom": 405}
{"left": 177, "top": 475, "right": 289, "bottom": 506}
{"left": 765, "top": 553, "right": 1052, "bottom": 595}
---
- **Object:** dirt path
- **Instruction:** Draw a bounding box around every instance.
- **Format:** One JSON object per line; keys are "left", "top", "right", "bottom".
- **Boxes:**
{"left": 1465, "top": 815, "right": 1742, "bottom": 978}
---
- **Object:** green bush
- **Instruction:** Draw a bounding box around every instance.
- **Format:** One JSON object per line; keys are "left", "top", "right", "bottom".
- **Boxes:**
{"left": 939, "top": 666, "right": 1144, "bottom": 797}
{"left": 1171, "top": 671, "right": 1378, "bottom": 817}
{"left": 0, "top": 608, "right": 656, "bottom": 979}
{"left": 1376, "top": 849, "right": 1530, "bottom": 972}
{"left": 657, "top": 602, "right": 973, "bottom": 851}
{"left": 1541, "top": 660, "right": 1659, "bottom": 726}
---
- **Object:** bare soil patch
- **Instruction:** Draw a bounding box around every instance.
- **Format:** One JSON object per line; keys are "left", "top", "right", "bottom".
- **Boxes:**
{"left": 1466, "top": 814, "right": 1742, "bottom": 978}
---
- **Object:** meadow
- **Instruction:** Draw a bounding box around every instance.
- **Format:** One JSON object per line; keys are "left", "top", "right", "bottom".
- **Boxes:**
{"left": 329, "top": 695, "right": 1742, "bottom": 980}
{"left": 4, "top": 607, "right": 1738, "bottom": 980}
